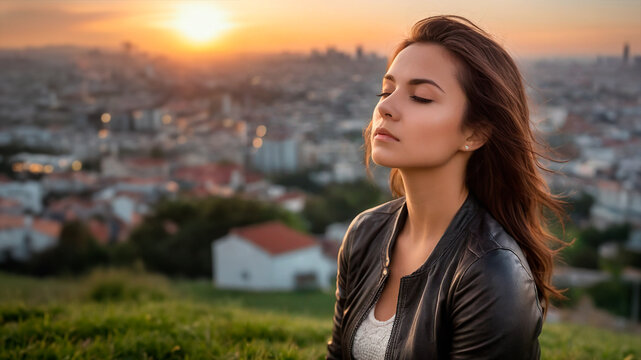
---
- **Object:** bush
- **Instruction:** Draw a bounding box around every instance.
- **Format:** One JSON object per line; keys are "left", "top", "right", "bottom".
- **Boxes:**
{"left": 89, "top": 280, "right": 128, "bottom": 302}
{"left": 83, "top": 267, "right": 172, "bottom": 303}
{"left": 27, "top": 220, "right": 109, "bottom": 276}
{"left": 585, "top": 279, "right": 639, "bottom": 321}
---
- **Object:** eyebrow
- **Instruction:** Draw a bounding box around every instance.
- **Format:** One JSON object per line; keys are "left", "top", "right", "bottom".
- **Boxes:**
{"left": 383, "top": 74, "right": 445, "bottom": 94}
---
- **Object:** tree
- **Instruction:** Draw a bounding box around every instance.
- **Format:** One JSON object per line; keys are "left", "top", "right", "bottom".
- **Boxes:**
{"left": 303, "top": 179, "right": 390, "bottom": 234}
{"left": 28, "top": 220, "right": 108, "bottom": 276}
{"left": 568, "top": 191, "right": 595, "bottom": 221}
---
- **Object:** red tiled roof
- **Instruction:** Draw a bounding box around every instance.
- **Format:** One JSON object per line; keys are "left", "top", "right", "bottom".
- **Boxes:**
{"left": 231, "top": 221, "right": 316, "bottom": 255}
{"left": 0, "top": 214, "right": 24, "bottom": 229}
{"left": 0, "top": 197, "right": 21, "bottom": 208}
{"left": 131, "top": 212, "right": 143, "bottom": 226}
{"left": 48, "top": 196, "right": 94, "bottom": 211}
{"left": 274, "top": 191, "right": 306, "bottom": 203}
{"left": 114, "top": 190, "right": 146, "bottom": 201}
{"left": 559, "top": 113, "right": 598, "bottom": 134}
{"left": 596, "top": 179, "right": 621, "bottom": 191}
{"left": 32, "top": 218, "right": 62, "bottom": 239}
{"left": 244, "top": 172, "right": 263, "bottom": 183}
{"left": 45, "top": 171, "right": 99, "bottom": 185}
{"left": 173, "top": 163, "right": 263, "bottom": 186}
{"left": 0, "top": 214, "right": 62, "bottom": 238}
{"left": 88, "top": 218, "right": 110, "bottom": 245}
{"left": 118, "top": 176, "right": 167, "bottom": 185}
{"left": 125, "top": 157, "right": 168, "bottom": 167}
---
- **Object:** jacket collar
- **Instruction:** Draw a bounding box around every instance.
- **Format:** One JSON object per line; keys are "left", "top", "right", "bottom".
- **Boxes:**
{"left": 382, "top": 191, "right": 480, "bottom": 275}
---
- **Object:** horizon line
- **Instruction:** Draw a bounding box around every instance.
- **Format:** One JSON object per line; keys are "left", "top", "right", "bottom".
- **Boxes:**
{"left": 0, "top": 43, "right": 637, "bottom": 62}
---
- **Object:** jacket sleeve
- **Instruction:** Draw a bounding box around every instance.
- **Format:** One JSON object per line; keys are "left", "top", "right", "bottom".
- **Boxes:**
{"left": 450, "top": 248, "right": 543, "bottom": 360}
{"left": 326, "top": 216, "right": 358, "bottom": 360}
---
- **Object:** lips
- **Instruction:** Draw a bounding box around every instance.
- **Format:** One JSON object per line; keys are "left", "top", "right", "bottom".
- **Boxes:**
{"left": 374, "top": 127, "right": 399, "bottom": 141}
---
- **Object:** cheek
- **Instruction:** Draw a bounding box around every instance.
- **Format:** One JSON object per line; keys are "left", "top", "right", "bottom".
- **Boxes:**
{"left": 403, "top": 108, "right": 463, "bottom": 155}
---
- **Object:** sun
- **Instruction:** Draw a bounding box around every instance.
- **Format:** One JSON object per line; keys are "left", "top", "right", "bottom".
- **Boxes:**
{"left": 172, "top": 2, "right": 232, "bottom": 44}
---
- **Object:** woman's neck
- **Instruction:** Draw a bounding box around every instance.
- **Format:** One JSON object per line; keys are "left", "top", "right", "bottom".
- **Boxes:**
{"left": 398, "top": 159, "right": 469, "bottom": 246}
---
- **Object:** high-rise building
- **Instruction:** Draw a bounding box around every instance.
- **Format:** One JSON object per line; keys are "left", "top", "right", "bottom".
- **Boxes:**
{"left": 623, "top": 42, "right": 630, "bottom": 64}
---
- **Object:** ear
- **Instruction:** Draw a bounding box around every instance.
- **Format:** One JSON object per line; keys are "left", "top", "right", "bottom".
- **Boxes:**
{"left": 461, "top": 123, "right": 491, "bottom": 151}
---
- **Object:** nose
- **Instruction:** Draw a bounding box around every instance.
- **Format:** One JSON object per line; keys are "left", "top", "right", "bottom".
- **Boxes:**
{"left": 377, "top": 96, "right": 398, "bottom": 121}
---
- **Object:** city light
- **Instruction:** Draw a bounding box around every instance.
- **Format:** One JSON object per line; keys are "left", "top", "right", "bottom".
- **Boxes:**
{"left": 101, "top": 113, "right": 111, "bottom": 123}
{"left": 256, "top": 125, "right": 267, "bottom": 137}
{"left": 71, "top": 160, "right": 82, "bottom": 171}
{"left": 29, "top": 163, "right": 43, "bottom": 173}
{"left": 12, "top": 162, "right": 24, "bottom": 172}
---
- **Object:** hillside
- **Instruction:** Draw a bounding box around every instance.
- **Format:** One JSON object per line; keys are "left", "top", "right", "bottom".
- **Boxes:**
{"left": 1, "top": 269, "right": 639, "bottom": 359}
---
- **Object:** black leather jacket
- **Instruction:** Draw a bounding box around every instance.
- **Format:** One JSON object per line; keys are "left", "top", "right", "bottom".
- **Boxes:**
{"left": 327, "top": 192, "right": 543, "bottom": 359}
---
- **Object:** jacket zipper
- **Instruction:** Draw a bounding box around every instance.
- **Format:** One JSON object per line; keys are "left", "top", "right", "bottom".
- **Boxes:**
{"left": 348, "top": 267, "right": 389, "bottom": 359}
{"left": 383, "top": 277, "right": 405, "bottom": 360}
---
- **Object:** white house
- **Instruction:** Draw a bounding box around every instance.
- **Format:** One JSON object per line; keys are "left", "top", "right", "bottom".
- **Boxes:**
{"left": 212, "top": 221, "right": 336, "bottom": 291}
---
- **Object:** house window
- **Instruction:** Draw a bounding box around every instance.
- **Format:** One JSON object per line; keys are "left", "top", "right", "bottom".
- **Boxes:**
{"left": 294, "top": 272, "right": 318, "bottom": 290}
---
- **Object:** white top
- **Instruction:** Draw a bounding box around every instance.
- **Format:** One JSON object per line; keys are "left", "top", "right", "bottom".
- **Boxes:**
{"left": 352, "top": 304, "right": 396, "bottom": 360}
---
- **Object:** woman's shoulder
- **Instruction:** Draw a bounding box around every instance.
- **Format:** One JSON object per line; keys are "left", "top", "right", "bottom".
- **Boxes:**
{"left": 462, "top": 209, "right": 534, "bottom": 279}
{"left": 456, "top": 209, "right": 539, "bottom": 308}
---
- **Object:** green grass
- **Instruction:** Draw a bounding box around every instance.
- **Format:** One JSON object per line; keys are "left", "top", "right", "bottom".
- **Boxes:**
{"left": 1, "top": 268, "right": 640, "bottom": 359}
{"left": 540, "top": 322, "right": 640, "bottom": 360}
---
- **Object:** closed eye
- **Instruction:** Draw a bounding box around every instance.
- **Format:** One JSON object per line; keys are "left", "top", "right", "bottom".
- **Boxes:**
{"left": 376, "top": 92, "right": 433, "bottom": 104}
{"left": 411, "top": 96, "right": 433, "bottom": 104}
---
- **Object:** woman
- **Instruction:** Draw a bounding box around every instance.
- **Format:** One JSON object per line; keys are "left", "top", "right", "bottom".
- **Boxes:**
{"left": 326, "top": 15, "right": 570, "bottom": 360}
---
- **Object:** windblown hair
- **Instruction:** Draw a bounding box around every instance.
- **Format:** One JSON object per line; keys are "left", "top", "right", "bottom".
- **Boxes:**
{"left": 363, "top": 15, "right": 572, "bottom": 319}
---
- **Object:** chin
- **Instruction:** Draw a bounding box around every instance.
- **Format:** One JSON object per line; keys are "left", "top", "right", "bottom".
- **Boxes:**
{"left": 373, "top": 151, "right": 449, "bottom": 170}
{"left": 371, "top": 151, "right": 402, "bottom": 168}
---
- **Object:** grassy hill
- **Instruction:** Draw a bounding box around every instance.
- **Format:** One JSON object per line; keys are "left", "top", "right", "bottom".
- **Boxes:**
{"left": 1, "top": 268, "right": 639, "bottom": 359}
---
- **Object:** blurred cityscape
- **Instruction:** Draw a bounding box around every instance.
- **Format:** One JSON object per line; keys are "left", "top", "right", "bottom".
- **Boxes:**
{"left": 0, "top": 41, "right": 640, "bottom": 330}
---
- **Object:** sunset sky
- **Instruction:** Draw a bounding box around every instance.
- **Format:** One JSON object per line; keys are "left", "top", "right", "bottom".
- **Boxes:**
{"left": 0, "top": 0, "right": 639, "bottom": 61}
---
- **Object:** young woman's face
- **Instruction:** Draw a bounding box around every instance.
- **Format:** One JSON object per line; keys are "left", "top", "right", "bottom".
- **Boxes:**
{"left": 371, "top": 42, "right": 470, "bottom": 169}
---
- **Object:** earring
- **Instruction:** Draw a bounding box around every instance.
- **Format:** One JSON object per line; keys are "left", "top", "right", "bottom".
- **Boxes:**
{"left": 464, "top": 145, "right": 470, "bottom": 150}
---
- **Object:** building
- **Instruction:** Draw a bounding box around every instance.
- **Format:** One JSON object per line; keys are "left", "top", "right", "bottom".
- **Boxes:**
{"left": 0, "top": 181, "right": 44, "bottom": 214}
{"left": 0, "top": 214, "right": 61, "bottom": 262}
{"left": 251, "top": 133, "right": 299, "bottom": 174}
{"left": 591, "top": 179, "right": 641, "bottom": 228}
{"left": 211, "top": 221, "right": 336, "bottom": 291}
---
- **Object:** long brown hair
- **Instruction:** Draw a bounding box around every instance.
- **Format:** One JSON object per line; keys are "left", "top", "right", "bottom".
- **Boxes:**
{"left": 363, "top": 15, "right": 572, "bottom": 319}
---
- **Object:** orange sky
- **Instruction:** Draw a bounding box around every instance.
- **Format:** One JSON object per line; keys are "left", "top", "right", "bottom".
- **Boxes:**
{"left": 0, "top": 0, "right": 639, "bottom": 60}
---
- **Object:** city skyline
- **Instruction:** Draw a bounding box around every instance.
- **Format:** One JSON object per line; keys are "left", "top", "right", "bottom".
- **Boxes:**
{"left": 1, "top": 0, "right": 640, "bottom": 61}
